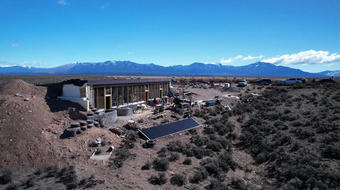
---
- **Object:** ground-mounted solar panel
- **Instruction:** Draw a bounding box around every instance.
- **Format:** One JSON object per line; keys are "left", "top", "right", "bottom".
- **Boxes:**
{"left": 139, "top": 118, "right": 200, "bottom": 140}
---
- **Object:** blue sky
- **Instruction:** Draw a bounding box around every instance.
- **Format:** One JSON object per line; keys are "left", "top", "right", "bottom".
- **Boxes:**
{"left": 0, "top": 0, "right": 339, "bottom": 72}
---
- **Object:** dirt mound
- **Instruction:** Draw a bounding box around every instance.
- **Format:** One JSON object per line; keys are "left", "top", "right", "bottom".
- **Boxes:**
{"left": 0, "top": 80, "right": 46, "bottom": 97}
{"left": 0, "top": 80, "right": 120, "bottom": 169}
{"left": 0, "top": 80, "right": 56, "bottom": 167}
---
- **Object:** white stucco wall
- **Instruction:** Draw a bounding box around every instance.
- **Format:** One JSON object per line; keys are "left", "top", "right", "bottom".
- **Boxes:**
{"left": 62, "top": 84, "right": 81, "bottom": 97}
{"left": 58, "top": 83, "right": 90, "bottom": 110}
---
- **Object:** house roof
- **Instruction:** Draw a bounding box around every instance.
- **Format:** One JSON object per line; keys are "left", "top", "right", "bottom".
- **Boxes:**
{"left": 62, "top": 79, "right": 88, "bottom": 86}
{"left": 87, "top": 78, "right": 171, "bottom": 86}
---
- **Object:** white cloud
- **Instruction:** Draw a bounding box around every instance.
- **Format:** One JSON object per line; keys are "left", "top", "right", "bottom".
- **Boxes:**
{"left": 220, "top": 55, "right": 264, "bottom": 64}
{"left": 11, "top": 43, "right": 19, "bottom": 47}
{"left": 57, "top": 0, "right": 69, "bottom": 6}
{"left": 263, "top": 50, "right": 340, "bottom": 65}
{"left": 220, "top": 55, "right": 243, "bottom": 64}
{"left": 243, "top": 55, "right": 264, "bottom": 61}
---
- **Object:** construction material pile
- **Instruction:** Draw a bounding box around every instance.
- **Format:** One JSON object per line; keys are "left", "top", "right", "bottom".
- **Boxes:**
{"left": 61, "top": 108, "right": 118, "bottom": 138}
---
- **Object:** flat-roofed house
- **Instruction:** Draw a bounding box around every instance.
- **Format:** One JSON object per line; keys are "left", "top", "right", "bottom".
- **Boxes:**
{"left": 58, "top": 78, "right": 171, "bottom": 111}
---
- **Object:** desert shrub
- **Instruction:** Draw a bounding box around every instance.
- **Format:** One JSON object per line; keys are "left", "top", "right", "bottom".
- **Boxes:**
{"left": 43, "top": 166, "right": 58, "bottom": 178}
{"left": 157, "top": 148, "right": 167, "bottom": 157}
{"left": 88, "top": 141, "right": 98, "bottom": 147}
{"left": 192, "top": 146, "right": 205, "bottom": 159}
{"left": 141, "top": 162, "right": 151, "bottom": 170}
{"left": 168, "top": 153, "right": 179, "bottom": 162}
{"left": 167, "top": 141, "right": 184, "bottom": 152}
{"left": 189, "top": 167, "right": 208, "bottom": 184}
{"left": 190, "top": 135, "right": 208, "bottom": 147}
{"left": 290, "top": 142, "right": 300, "bottom": 152}
{"left": 5, "top": 184, "right": 18, "bottom": 190}
{"left": 203, "top": 126, "right": 215, "bottom": 135}
{"left": 183, "top": 158, "right": 192, "bottom": 165}
{"left": 78, "top": 175, "right": 104, "bottom": 189}
{"left": 0, "top": 169, "right": 12, "bottom": 185}
{"left": 302, "top": 111, "right": 311, "bottom": 116}
{"left": 33, "top": 168, "right": 42, "bottom": 176}
{"left": 193, "top": 109, "right": 202, "bottom": 117}
{"left": 217, "top": 151, "right": 237, "bottom": 172}
{"left": 152, "top": 158, "right": 169, "bottom": 171}
{"left": 322, "top": 145, "right": 340, "bottom": 160}
{"left": 206, "top": 140, "right": 223, "bottom": 152}
{"left": 236, "top": 115, "right": 244, "bottom": 123}
{"left": 320, "top": 133, "right": 338, "bottom": 144}
{"left": 148, "top": 173, "right": 167, "bottom": 185}
{"left": 232, "top": 102, "right": 254, "bottom": 115}
{"left": 202, "top": 161, "right": 219, "bottom": 176}
{"left": 170, "top": 174, "right": 186, "bottom": 186}
{"left": 207, "top": 108, "right": 217, "bottom": 116}
{"left": 183, "top": 146, "right": 194, "bottom": 157}
{"left": 231, "top": 178, "right": 247, "bottom": 190}
{"left": 188, "top": 129, "right": 198, "bottom": 135}
{"left": 255, "top": 152, "right": 269, "bottom": 164}
{"left": 57, "top": 166, "right": 78, "bottom": 189}
{"left": 217, "top": 138, "right": 232, "bottom": 150}
{"left": 188, "top": 185, "right": 201, "bottom": 190}
{"left": 125, "top": 131, "right": 138, "bottom": 142}
{"left": 110, "top": 148, "right": 131, "bottom": 168}
{"left": 291, "top": 129, "right": 314, "bottom": 140}
{"left": 284, "top": 109, "right": 292, "bottom": 114}
{"left": 121, "top": 131, "right": 137, "bottom": 149}
{"left": 205, "top": 179, "right": 228, "bottom": 190}
{"left": 22, "top": 177, "right": 35, "bottom": 189}
{"left": 292, "top": 121, "right": 303, "bottom": 127}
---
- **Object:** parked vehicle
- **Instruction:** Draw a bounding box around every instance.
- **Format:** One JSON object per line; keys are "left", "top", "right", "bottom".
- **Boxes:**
{"left": 254, "top": 78, "right": 272, "bottom": 85}
{"left": 281, "top": 78, "right": 302, "bottom": 84}
{"left": 318, "top": 78, "right": 336, "bottom": 84}
{"left": 237, "top": 80, "right": 247, "bottom": 87}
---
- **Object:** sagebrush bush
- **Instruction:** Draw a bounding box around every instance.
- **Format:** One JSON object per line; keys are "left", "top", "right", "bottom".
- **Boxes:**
{"left": 189, "top": 167, "right": 208, "bottom": 184}
{"left": 205, "top": 179, "right": 228, "bottom": 190}
{"left": 148, "top": 173, "right": 167, "bottom": 185}
{"left": 206, "top": 141, "right": 223, "bottom": 152}
{"left": 110, "top": 148, "right": 131, "bottom": 168}
{"left": 170, "top": 174, "right": 186, "bottom": 186}
{"left": 168, "top": 153, "right": 179, "bottom": 162}
{"left": 141, "top": 162, "right": 151, "bottom": 170}
{"left": 190, "top": 135, "right": 208, "bottom": 147}
{"left": 322, "top": 145, "right": 340, "bottom": 160}
{"left": 57, "top": 166, "right": 78, "bottom": 189}
{"left": 183, "top": 158, "right": 192, "bottom": 165}
{"left": 231, "top": 178, "right": 247, "bottom": 190}
{"left": 152, "top": 158, "right": 169, "bottom": 171}
{"left": 157, "top": 147, "right": 167, "bottom": 157}
{"left": 78, "top": 175, "right": 104, "bottom": 189}
{"left": 0, "top": 169, "right": 12, "bottom": 185}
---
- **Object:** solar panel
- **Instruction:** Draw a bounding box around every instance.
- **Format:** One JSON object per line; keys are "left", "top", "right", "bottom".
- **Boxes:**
{"left": 139, "top": 118, "right": 200, "bottom": 140}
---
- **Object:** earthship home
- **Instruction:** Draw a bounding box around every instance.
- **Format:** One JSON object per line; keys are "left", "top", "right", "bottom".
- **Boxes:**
{"left": 58, "top": 78, "right": 171, "bottom": 111}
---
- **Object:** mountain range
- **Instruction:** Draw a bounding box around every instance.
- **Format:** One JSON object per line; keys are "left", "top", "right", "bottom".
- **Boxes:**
{"left": 0, "top": 61, "right": 338, "bottom": 77}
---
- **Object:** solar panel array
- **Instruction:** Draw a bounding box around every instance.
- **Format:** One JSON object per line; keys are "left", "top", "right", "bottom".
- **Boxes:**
{"left": 139, "top": 118, "right": 200, "bottom": 140}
